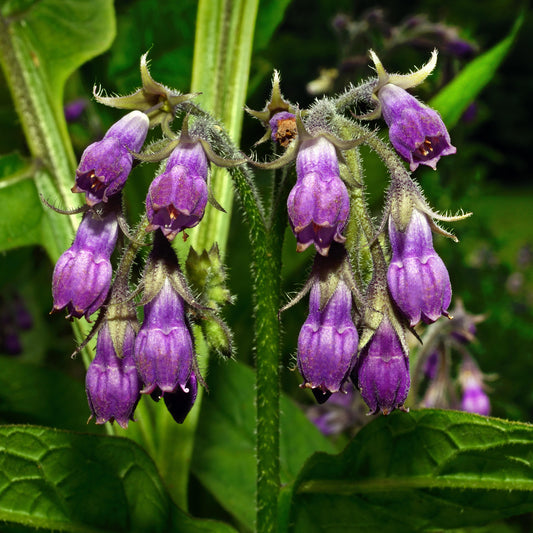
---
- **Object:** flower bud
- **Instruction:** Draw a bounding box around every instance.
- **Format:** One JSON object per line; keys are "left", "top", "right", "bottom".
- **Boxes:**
{"left": 85, "top": 322, "right": 140, "bottom": 428}
{"left": 377, "top": 83, "right": 456, "bottom": 171}
{"left": 387, "top": 209, "right": 451, "bottom": 326}
{"left": 146, "top": 141, "right": 209, "bottom": 240}
{"left": 73, "top": 111, "right": 149, "bottom": 205}
{"left": 355, "top": 316, "right": 410, "bottom": 415}
{"left": 298, "top": 278, "right": 358, "bottom": 396}
{"left": 52, "top": 209, "right": 118, "bottom": 319}
{"left": 288, "top": 137, "right": 350, "bottom": 256}
{"left": 269, "top": 111, "right": 296, "bottom": 147}
{"left": 134, "top": 278, "right": 194, "bottom": 394}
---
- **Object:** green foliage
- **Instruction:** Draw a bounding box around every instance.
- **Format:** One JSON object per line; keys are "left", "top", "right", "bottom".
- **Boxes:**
{"left": 0, "top": 154, "right": 42, "bottom": 251}
{"left": 0, "top": 357, "right": 99, "bottom": 431}
{"left": 0, "top": 425, "right": 236, "bottom": 532}
{"left": 192, "top": 360, "right": 335, "bottom": 529}
{"left": 431, "top": 14, "right": 523, "bottom": 128}
{"left": 289, "top": 410, "right": 533, "bottom": 532}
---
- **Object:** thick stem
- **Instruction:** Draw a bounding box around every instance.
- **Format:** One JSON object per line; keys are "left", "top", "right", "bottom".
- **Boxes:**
{"left": 228, "top": 164, "right": 281, "bottom": 533}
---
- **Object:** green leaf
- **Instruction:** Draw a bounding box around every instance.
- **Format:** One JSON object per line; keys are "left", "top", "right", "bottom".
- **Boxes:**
{"left": 289, "top": 409, "right": 533, "bottom": 532}
{"left": 192, "top": 360, "right": 335, "bottom": 530}
{"left": 0, "top": 357, "right": 100, "bottom": 432}
{"left": 431, "top": 14, "right": 523, "bottom": 129}
{"left": 0, "top": 425, "right": 237, "bottom": 532}
{"left": 108, "top": 0, "right": 197, "bottom": 94}
{"left": 0, "top": 153, "right": 42, "bottom": 251}
{"left": 0, "top": 0, "right": 116, "bottom": 259}
{"left": 253, "top": 0, "right": 293, "bottom": 52}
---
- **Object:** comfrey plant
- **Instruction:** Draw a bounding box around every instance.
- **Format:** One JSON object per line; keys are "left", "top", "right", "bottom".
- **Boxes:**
{"left": 48, "top": 48, "right": 471, "bottom": 516}
{"left": 2, "top": 2, "right": 528, "bottom": 531}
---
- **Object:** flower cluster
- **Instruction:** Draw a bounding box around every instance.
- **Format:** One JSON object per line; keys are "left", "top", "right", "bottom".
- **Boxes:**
{"left": 51, "top": 47, "right": 479, "bottom": 428}
{"left": 50, "top": 56, "right": 234, "bottom": 427}
{"left": 261, "top": 50, "right": 471, "bottom": 416}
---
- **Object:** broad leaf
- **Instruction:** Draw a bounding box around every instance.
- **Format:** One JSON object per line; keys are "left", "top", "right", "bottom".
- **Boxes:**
{"left": 289, "top": 409, "right": 533, "bottom": 532}
{"left": 192, "top": 360, "right": 335, "bottom": 530}
{"left": 0, "top": 425, "right": 237, "bottom": 532}
{"left": 0, "top": 154, "right": 42, "bottom": 251}
{"left": 253, "top": 0, "right": 293, "bottom": 52}
{"left": 0, "top": 0, "right": 116, "bottom": 258}
{"left": 431, "top": 14, "right": 523, "bottom": 129}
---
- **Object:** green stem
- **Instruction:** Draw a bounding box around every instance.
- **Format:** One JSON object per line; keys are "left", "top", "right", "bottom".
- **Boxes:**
{"left": 228, "top": 164, "right": 281, "bottom": 533}
{"left": 190, "top": 0, "right": 259, "bottom": 254}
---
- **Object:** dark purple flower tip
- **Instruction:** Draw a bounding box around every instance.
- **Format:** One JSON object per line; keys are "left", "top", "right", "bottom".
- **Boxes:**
{"left": 134, "top": 279, "right": 194, "bottom": 394}
{"left": 145, "top": 142, "right": 209, "bottom": 240}
{"left": 73, "top": 111, "right": 149, "bottom": 206}
{"left": 378, "top": 83, "right": 456, "bottom": 171}
{"left": 86, "top": 323, "right": 141, "bottom": 428}
{"left": 298, "top": 279, "right": 358, "bottom": 395}
{"left": 355, "top": 317, "right": 410, "bottom": 415}
{"left": 163, "top": 373, "right": 198, "bottom": 423}
{"left": 52, "top": 211, "right": 119, "bottom": 319}
{"left": 387, "top": 210, "right": 451, "bottom": 326}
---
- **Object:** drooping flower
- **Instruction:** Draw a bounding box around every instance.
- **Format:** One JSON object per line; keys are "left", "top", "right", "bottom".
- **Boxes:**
{"left": 377, "top": 83, "right": 456, "bottom": 171}
{"left": 72, "top": 111, "right": 149, "bottom": 205}
{"left": 387, "top": 209, "right": 451, "bottom": 327}
{"left": 145, "top": 141, "right": 209, "bottom": 240}
{"left": 298, "top": 278, "right": 358, "bottom": 398}
{"left": 355, "top": 316, "right": 410, "bottom": 415}
{"left": 85, "top": 321, "right": 141, "bottom": 428}
{"left": 287, "top": 136, "right": 350, "bottom": 256}
{"left": 52, "top": 209, "right": 119, "bottom": 319}
{"left": 134, "top": 278, "right": 194, "bottom": 394}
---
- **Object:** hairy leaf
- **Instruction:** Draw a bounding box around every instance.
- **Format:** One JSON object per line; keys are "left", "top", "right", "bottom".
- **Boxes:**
{"left": 289, "top": 409, "right": 533, "bottom": 532}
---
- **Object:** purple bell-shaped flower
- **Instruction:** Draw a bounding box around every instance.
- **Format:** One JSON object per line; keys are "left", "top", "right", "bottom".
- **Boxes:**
{"left": 298, "top": 278, "right": 358, "bottom": 398}
{"left": 377, "top": 83, "right": 456, "bottom": 171}
{"left": 146, "top": 141, "right": 209, "bottom": 240}
{"left": 355, "top": 316, "right": 410, "bottom": 415}
{"left": 73, "top": 111, "right": 149, "bottom": 205}
{"left": 134, "top": 278, "right": 194, "bottom": 394}
{"left": 52, "top": 209, "right": 119, "bottom": 319}
{"left": 85, "top": 322, "right": 141, "bottom": 428}
{"left": 287, "top": 136, "right": 350, "bottom": 256}
{"left": 387, "top": 209, "right": 451, "bottom": 327}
